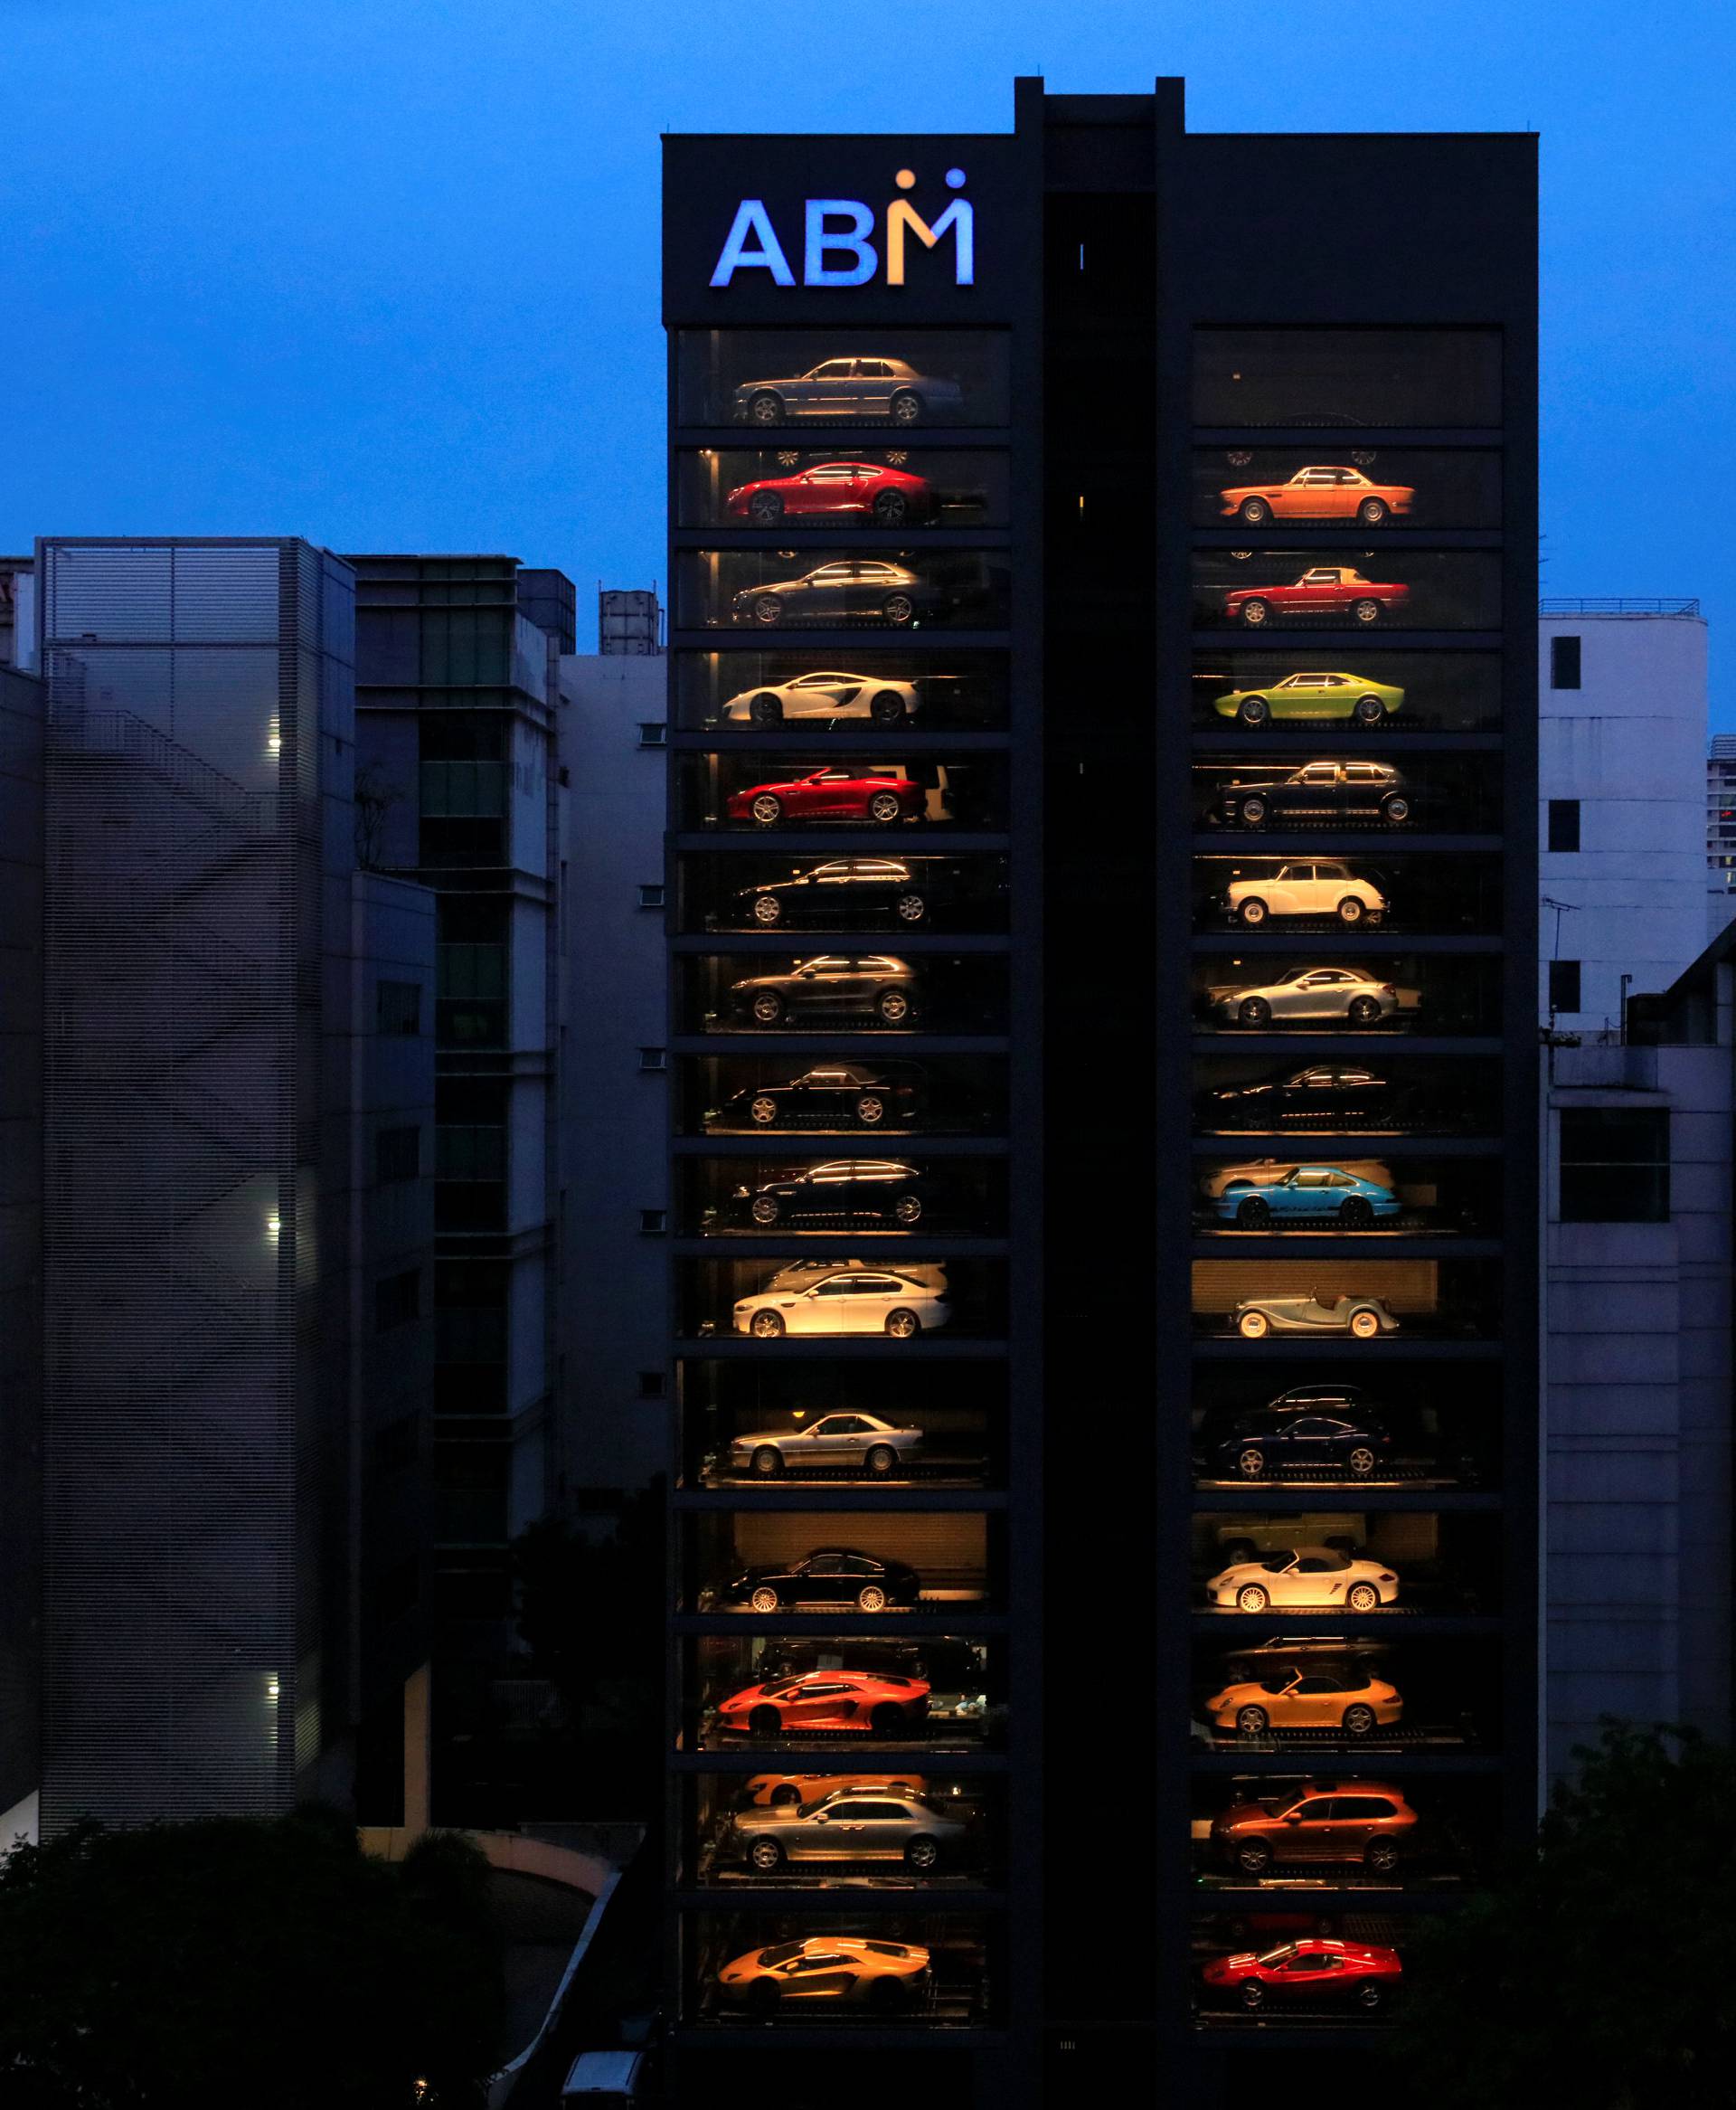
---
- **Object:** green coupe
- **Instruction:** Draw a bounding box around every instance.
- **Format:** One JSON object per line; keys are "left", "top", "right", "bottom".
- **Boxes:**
{"left": 1212, "top": 670, "right": 1406, "bottom": 728}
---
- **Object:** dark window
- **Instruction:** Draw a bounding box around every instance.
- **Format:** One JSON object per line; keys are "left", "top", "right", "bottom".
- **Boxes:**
{"left": 639, "top": 1208, "right": 667, "bottom": 1235}
{"left": 637, "top": 722, "right": 667, "bottom": 748}
{"left": 638, "top": 1047, "right": 666, "bottom": 1073}
{"left": 373, "top": 1267, "right": 421, "bottom": 1331}
{"left": 1550, "top": 959, "right": 1581, "bottom": 1014}
{"left": 376, "top": 979, "right": 422, "bottom": 1036}
{"left": 374, "top": 1125, "right": 420, "bottom": 1184}
{"left": 1560, "top": 1107, "right": 1670, "bottom": 1223}
{"left": 637, "top": 1370, "right": 666, "bottom": 1399}
{"left": 637, "top": 883, "right": 665, "bottom": 908}
{"left": 1551, "top": 635, "right": 1582, "bottom": 689}
{"left": 1548, "top": 799, "right": 1581, "bottom": 853}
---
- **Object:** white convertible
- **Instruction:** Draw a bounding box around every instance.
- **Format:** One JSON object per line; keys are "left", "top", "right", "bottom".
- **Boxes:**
{"left": 1225, "top": 860, "right": 1388, "bottom": 929}
{"left": 1207, "top": 1544, "right": 1401, "bottom": 1613}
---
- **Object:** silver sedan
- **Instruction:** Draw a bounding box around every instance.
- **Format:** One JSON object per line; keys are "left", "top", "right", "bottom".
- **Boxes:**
{"left": 731, "top": 1789, "right": 967, "bottom": 1872}
{"left": 1206, "top": 965, "right": 1421, "bottom": 1028}
{"left": 731, "top": 1411, "right": 924, "bottom": 1480}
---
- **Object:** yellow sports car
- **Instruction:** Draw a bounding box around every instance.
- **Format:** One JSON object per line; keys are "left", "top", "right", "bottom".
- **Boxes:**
{"left": 717, "top": 1934, "right": 931, "bottom": 2013}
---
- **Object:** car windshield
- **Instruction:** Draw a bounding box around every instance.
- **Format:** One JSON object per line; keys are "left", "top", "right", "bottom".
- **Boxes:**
{"left": 1256, "top": 1944, "right": 1299, "bottom": 1966}
{"left": 758, "top": 1942, "right": 807, "bottom": 1967}
{"left": 1258, "top": 1555, "right": 1298, "bottom": 1573}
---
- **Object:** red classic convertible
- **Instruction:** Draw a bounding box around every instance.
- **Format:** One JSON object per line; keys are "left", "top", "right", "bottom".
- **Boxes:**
{"left": 1202, "top": 1937, "right": 1402, "bottom": 2013}
{"left": 1222, "top": 566, "right": 1410, "bottom": 628}
{"left": 726, "top": 460, "right": 933, "bottom": 527}
{"left": 727, "top": 768, "right": 923, "bottom": 828}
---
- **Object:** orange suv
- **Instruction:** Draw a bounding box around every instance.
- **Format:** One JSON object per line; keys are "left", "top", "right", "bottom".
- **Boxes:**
{"left": 1212, "top": 1779, "right": 1418, "bottom": 1877}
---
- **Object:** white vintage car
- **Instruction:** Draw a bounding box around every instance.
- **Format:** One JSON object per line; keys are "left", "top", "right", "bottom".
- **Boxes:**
{"left": 1224, "top": 860, "right": 1387, "bottom": 929}
{"left": 732, "top": 1267, "right": 950, "bottom": 1339}
{"left": 1207, "top": 1544, "right": 1401, "bottom": 1613}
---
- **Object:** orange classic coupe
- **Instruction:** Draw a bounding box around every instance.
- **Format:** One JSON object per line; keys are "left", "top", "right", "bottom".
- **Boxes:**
{"left": 1218, "top": 465, "right": 1415, "bottom": 526}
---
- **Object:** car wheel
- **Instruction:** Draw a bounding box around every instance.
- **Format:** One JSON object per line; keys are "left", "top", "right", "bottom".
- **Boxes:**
{"left": 1239, "top": 1982, "right": 1266, "bottom": 2012}
{"left": 749, "top": 1837, "right": 785, "bottom": 1871}
{"left": 1238, "top": 497, "right": 1270, "bottom": 525}
{"left": 1340, "top": 1196, "right": 1373, "bottom": 1228}
{"left": 1346, "top": 1583, "right": 1380, "bottom": 1612}
{"left": 868, "top": 790, "right": 905, "bottom": 825}
{"left": 1358, "top": 497, "right": 1390, "bottom": 526}
{"left": 1336, "top": 895, "right": 1365, "bottom": 925}
{"left": 747, "top": 1980, "right": 780, "bottom": 2015}
{"left": 890, "top": 391, "right": 921, "bottom": 426}
{"left": 854, "top": 1093, "right": 887, "bottom": 1125}
{"left": 893, "top": 1193, "right": 923, "bottom": 1225}
{"left": 1235, "top": 1584, "right": 1270, "bottom": 1613}
{"left": 894, "top": 890, "right": 927, "bottom": 923}
{"left": 1237, "top": 695, "right": 1269, "bottom": 727}
{"left": 882, "top": 594, "right": 916, "bottom": 626}
{"left": 873, "top": 488, "right": 911, "bottom": 525}
{"left": 768, "top": 1782, "right": 801, "bottom": 1805}
{"left": 1234, "top": 1841, "right": 1273, "bottom": 1877}
{"left": 876, "top": 989, "right": 911, "bottom": 1024}
{"left": 1238, "top": 998, "right": 1271, "bottom": 1027}
{"left": 871, "top": 689, "right": 908, "bottom": 725}
{"left": 1366, "top": 1839, "right": 1401, "bottom": 1874}
{"left": 1236, "top": 1446, "right": 1266, "bottom": 1480}
{"left": 1349, "top": 1308, "right": 1382, "bottom": 1339}
{"left": 750, "top": 1196, "right": 781, "bottom": 1225}
{"left": 1235, "top": 1195, "right": 1271, "bottom": 1228}
{"left": 1343, "top": 1704, "right": 1376, "bottom": 1736}
{"left": 748, "top": 393, "right": 785, "bottom": 427}
{"left": 749, "top": 491, "right": 785, "bottom": 525}
{"left": 865, "top": 1443, "right": 898, "bottom": 1477}
{"left": 1347, "top": 1445, "right": 1377, "bottom": 1477}
{"left": 748, "top": 1586, "right": 781, "bottom": 1620}
{"left": 885, "top": 1308, "right": 921, "bottom": 1339}
{"left": 749, "top": 690, "right": 784, "bottom": 726}
{"left": 869, "top": 1977, "right": 912, "bottom": 2012}
{"left": 1354, "top": 695, "right": 1386, "bottom": 726}
{"left": 750, "top": 793, "right": 783, "bottom": 826}
{"left": 871, "top": 1703, "right": 907, "bottom": 1737}
{"left": 1238, "top": 796, "right": 1267, "bottom": 827}
{"left": 1238, "top": 1309, "right": 1270, "bottom": 1339}
{"left": 1237, "top": 897, "right": 1269, "bottom": 928}
{"left": 749, "top": 1094, "right": 779, "bottom": 1125}
{"left": 751, "top": 1446, "right": 783, "bottom": 1478}
{"left": 752, "top": 594, "right": 784, "bottom": 626}
{"left": 750, "top": 1310, "right": 786, "bottom": 1339}
{"left": 749, "top": 1704, "right": 783, "bottom": 1736}
{"left": 856, "top": 1585, "right": 889, "bottom": 1613}
{"left": 1382, "top": 794, "right": 1411, "bottom": 823}
{"left": 751, "top": 894, "right": 783, "bottom": 927}
{"left": 1353, "top": 598, "right": 1382, "bottom": 624}
{"left": 1239, "top": 598, "right": 1271, "bottom": 627}
{"left": 1235, "top": 1704, "right": 1269, "bottom": 1736}
{"left": 750, "top": 992, "right": 785, "bottom": 1025}
{"left": 1357, "top": 1982, "right": 1386, "bottom": 2012}
{"left": 904, "top": 1835, "right": 939, "bottom": 1871}
{"left": 1346, "top": 996, "right": 1380, "bottom": 1027}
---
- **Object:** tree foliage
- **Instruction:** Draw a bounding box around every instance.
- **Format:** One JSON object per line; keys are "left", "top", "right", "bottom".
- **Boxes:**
{"left": 0, "top": 1807, "right": 503, "bottom": 2110}
{"left": 1390, "top": 1722, "right": 1736, "bottom": 2106}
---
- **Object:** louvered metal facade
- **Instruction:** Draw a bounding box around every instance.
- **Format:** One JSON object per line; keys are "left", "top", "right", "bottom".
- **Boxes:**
{"left": 38, "top": 539, "right": 357, "bottom": 1828}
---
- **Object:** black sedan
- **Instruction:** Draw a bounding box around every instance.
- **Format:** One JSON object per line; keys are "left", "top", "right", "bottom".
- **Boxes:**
{"left": 716, "top": 1063, "right": 922, "bottom": 1131}
{"left": 1198, "top": 1063, "right": 1410, "bottom": 1131}
{"left": 719, "top": 1547, "right": 921, "bottom": 1615}
{"left": 725, "top": 954, "right": 920, "bottom": 1027}
{"left": 1216, "top": 760, "right": 1420, "bottom": 830}
{"left": 732, "top": 858, "right": 939, "bottom": 932}
{"left": 729, "top": 560, "right": 955, "bottom": 629}
{"left": 1196, "top": 1386, "right": 1395, "bottom": 1483}
{"left": 727, "top": 1159, "right": 931, "bottom": 1228}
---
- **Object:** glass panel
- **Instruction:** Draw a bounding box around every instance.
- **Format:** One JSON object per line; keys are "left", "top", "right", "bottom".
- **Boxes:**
{"left": 679, "top": 1151, "right": 1005, "bottom": 1237}
{"left": 675, "top": 647, "right": 1006, "bottom": 733}
{"left": 678, "top": 950, "right": 1005, "bottom": 1036}
{"left": 686, "top": 1509, "right": 995, "bottom": 1614}
{"left": 1194, "top": 328, "right": 1502, "bottom": 428}
{"left": 677, "top": 329, "right": 1009, "bottom": 428}
{"left": 1196, "top": 447, "right": 1501, "bottom": 530}
{"left": 675, "top": 1254, "right": 1000, "bottom": 1343}
{"left": 1191, "top": 1358, "right": 1499, "bottom": 1490}
{"left": 674, "top": 752, "right": 1007, "bottom": 833}
{"left": 676, "top": 849, "right": 1010, "bottom": 939}
{"left": 1194, "top": 649, "right": 1503, "bottom": 733}
{"left": 1194, "top": 750, "right": 1501, "bottom": 833}
{"left": 678, "top": 447, "right": 1009, "bottom": 530}
{"left": 1193, "top": 850, "right": 1505, "bottom": 938}
{"left": 1193, "top": 550, "right": 1500, "bottom": 632}
{"left": 1192, "top": 950, "right": 1502, "bottom": 1036}
{"left": 1190, "top": 1256, "right": 1504, "bottom": 1341}
{"left": 678, "top": 548, "right": 1010, "bottom": 633}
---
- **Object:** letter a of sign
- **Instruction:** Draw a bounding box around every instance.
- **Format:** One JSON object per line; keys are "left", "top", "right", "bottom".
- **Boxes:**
{"left": 710, "top": 201, "right": 796, "bottom": 287}
{"left": 886, "top": 197, "right": 974, "bottom": 287}
{"left": 805, "top": 200, "right": 878, "bottom": 286}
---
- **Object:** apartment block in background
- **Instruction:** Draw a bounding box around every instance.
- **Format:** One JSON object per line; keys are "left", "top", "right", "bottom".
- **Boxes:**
{"left": 1708, "top": 733, "right": 1736, "bottom": 940}
{"left": 1540, "top": 600, "right": 1708, "bottom": 1031}
{"left": 34, "top": 538, "right": 436, "bottom": 1831}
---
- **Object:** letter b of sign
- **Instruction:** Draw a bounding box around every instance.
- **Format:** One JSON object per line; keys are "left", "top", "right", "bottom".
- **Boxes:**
{"left": 804, "top": 200, "right": 878, "bottom": 287}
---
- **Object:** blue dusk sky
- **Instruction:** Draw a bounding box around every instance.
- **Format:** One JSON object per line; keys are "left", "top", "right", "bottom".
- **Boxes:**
{"left": 0, "top": 0, "right": 1729, "bottom": 714}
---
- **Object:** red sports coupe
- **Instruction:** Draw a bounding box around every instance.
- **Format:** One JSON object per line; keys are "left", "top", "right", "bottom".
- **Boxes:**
{"left": 713, "top": 1669, "right": 931, "bottom": 1739}
{"left": 727, "top": 768, "right": 923, "bottom": 828}
{"left": 1202, "top": 1937, "right": 1402, "bottom": 2014}
{"left": 1222, "top": 566, "right": 1410, "bottom": 628}
{"left": 726, "top": 460, "right": 933, "bottom": 527}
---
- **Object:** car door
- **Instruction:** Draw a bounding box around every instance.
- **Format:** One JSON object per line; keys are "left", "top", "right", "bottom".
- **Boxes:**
{"left": 854, "top": 360, "right": 897, "bottom": 412}
{"left": 1268, "top": 865, "right": 1312, "bottom": 915}
{"left": 794, "top": 959, "right": 852, "bottom": 1016}
{"left": 803, "top": 1414, "right": 861, "bottom": 1463}
{"left": 789, "top": 672, "right": 859, "bottom": 716}
{"left": 1275, "top": 1951, "right": 1342, "bottom": 2001}
{"left": 792, "top": 465, "right": 863, "bottom": 519}
{"left": 803, "top": 1798, "right": 872, "bottom": 1856}
{"left": 779, "top": 1951, "right": 855, "bottom": 2001}
{"left": 780, "top": 1678, "right": 844, "bottom": 1726}
{"left": 1297, "top": 568, "right": 1342, "bottom": 608}
{"left": 798, "top": 361, "right": 857, "bottom": 415}
{"left": 1287, "top": 970, "right": 1351, "bottom": 1019}
{"left": 1323, "top": 1794, "right": 1381, "bottom": 1860}
{"left": 796, "top": 1552, "right": 850, "bottom": 1604}
{"left": 848, "top": 1797, "right": 914, "bottom": 1857}
{"left": 835, "top": 1275, "right": 895, "bottom": 1331}
{"left": 790, "top": 1278, "right": 853, "bottom": 1334}
{"left": 1283, "top": 1794, "right": 1338, "bottom": 1861}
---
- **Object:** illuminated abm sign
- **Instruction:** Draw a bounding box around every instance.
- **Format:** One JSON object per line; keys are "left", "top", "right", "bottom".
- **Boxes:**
{"left": 710, "top": 168, "right": 975, "bottom": 289}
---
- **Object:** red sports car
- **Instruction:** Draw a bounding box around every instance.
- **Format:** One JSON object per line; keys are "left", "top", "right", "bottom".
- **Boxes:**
{"left": 726, "top": 460, "right": 933, "bottom": 528}
{"left": 1222, "top": 566, "right": 1410, "bottom": 628}
{"left": 727, "top": 768, "right": 922, "bottom": 828}
{"left": 714, "top": 1669, "right": 931, "bottom": 1739}
{"left": 1202, "top": 1937, "right": 1402, "bottom": 2014}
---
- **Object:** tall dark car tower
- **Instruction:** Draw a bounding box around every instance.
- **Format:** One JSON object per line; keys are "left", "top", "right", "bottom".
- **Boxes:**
{"left": 661, "top": 80, "right": 1536, "bottom": 2107}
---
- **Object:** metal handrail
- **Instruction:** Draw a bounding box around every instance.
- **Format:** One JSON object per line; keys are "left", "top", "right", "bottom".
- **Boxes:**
{"left": 1539, "top": 597, "right": 1701, "bottom": 617}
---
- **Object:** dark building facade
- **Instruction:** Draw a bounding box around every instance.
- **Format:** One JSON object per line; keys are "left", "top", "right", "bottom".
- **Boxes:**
{"left": 661, "top": 82, "right": 1537, "bottom": 2104}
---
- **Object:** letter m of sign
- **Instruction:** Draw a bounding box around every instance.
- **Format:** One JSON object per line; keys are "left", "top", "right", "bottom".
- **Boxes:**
{"left": 886, "top": 196, "right": 974, "bottom": 287}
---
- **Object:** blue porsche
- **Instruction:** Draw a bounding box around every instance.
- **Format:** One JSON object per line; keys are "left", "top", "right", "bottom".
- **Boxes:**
{"left": 1214, "top": 1164, "right": 1401, "bottom": 1230}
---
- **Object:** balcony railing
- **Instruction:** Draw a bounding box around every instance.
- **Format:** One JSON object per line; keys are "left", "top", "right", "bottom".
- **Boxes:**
{"left": 1539, "top": 597, "right": 1701, "bottom": 618}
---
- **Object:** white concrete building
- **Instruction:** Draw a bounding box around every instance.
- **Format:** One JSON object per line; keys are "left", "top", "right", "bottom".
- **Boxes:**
{"left": 1539, "top": 600, "right": 1707, "bottom": 1035}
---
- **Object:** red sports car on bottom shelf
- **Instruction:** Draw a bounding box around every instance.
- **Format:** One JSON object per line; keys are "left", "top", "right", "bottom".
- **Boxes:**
{"left": 1202, "top": 1937, "right": 1402, "bottom": 2013}
{"left": 727, "top": 769, "right": 923, "bottom": 828}
{"left": 726, "top": 461, "right": 934, "bottom": 527}
{"left": 714, "top": 1669, "right": 932, "bottom": 1738}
